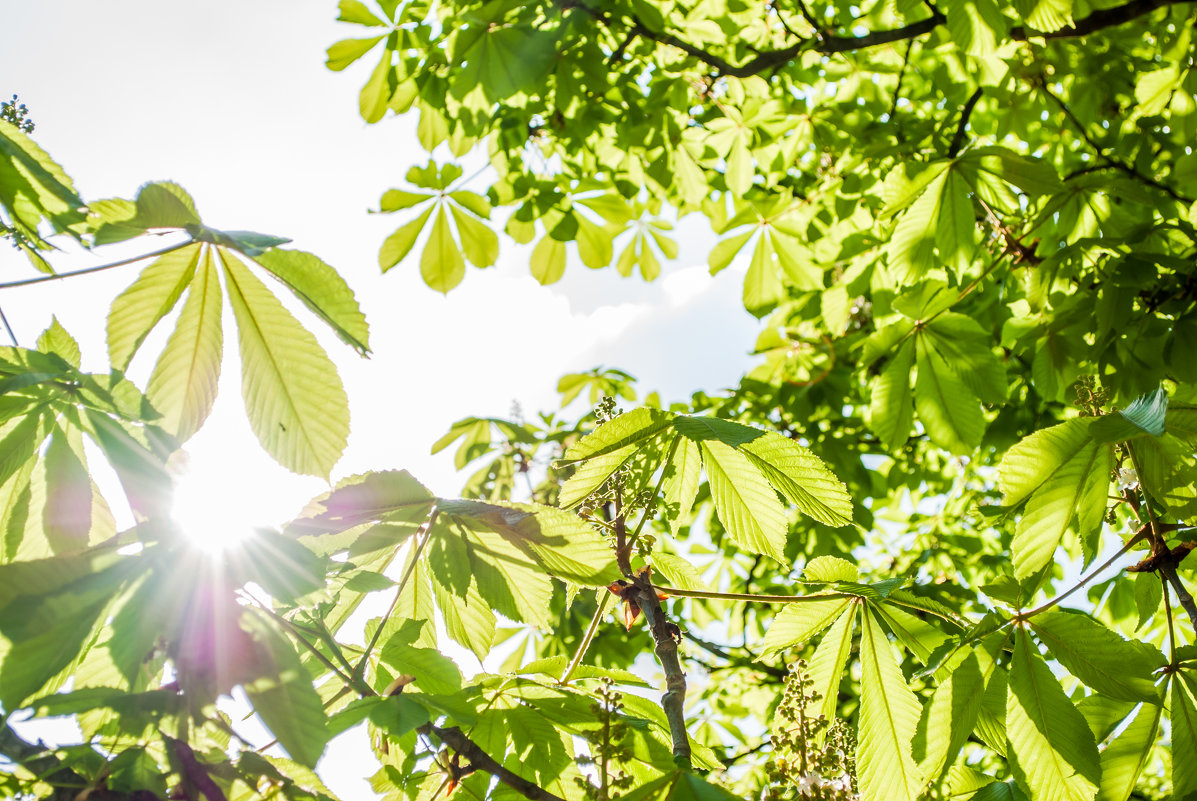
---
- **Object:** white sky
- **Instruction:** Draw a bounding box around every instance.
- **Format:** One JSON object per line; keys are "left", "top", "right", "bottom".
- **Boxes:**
{"left": 1, "top": 2, "right": 760, "bottom": 796}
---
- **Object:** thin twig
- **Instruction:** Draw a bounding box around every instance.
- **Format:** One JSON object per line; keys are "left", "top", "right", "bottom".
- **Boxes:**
{"left": 947, "top": 87, "right": 983, "bottom": 157}
{"left": 0, "top": 240, "right": 193, "bottom": 290}
{"left": 0, "top": 303, "right": 17, "bottom": 345}
{"left": 654, "top": 583, "right": 855, "bottom": 604}
{"left": 1039, "top": 77, "right": 1193, "bottom": 204}
{"left": 1017, "top": 527, "right": 1149, "bottom": 620}
{"left": 354, "top": 505, "right": 440, "bottom": 681}
{"left": 241, "top": 595, "right": 372, "bottom": 696}
{"left": 560, "top": 591, "right": 612, "bottom": 684}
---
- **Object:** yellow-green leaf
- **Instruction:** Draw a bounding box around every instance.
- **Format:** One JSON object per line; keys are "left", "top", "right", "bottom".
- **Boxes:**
{"left": 146, "top": 247, "right": 223, "bottom": 441}
{"left": 221, "top": 251, "right": 349, "bottom": 477}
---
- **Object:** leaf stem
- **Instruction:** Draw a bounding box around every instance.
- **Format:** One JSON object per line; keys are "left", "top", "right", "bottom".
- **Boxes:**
{"left": 240, "top": 592, "right": 373, "bottom": 697}
{"left": 559, "top": 591, "right": 612, "bottom": 685}
{"left": 1017, "top": 527, "right": 1147, "bottom": 620}
{"left": 0, "top": 239, "right": 193, "bottom": 289}
{"left": 354, "top": 504, "right": 440, "bottom": 682}
{"left": 653, "top": 582, "right": 855, "bottom": 604}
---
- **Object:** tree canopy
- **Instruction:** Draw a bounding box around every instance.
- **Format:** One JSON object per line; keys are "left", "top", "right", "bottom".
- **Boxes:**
{"left": 1, "top": 1, "right": 1196, "bottom": 801}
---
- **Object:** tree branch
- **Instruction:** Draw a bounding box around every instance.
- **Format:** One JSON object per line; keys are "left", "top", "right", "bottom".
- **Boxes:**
{"left": 633, "top": 570, "right": 691, "bottom": 769}
{"left": 1011, "top": 0, "right": 1193, "bottom": 40}
{"left": 948, "top": 88, "right": 983, "bottom": 158}
{"left": 165, "top": 736, "right": 227, "bottom": 801}
{"left": 419, "top": 723, "right": 566, "bottom": 801}
{"left": 1160, "top": 563, "right": 1197, "bottom": 634}
{"left": 565, "top": 0, "right": 1192, "bottom": 80}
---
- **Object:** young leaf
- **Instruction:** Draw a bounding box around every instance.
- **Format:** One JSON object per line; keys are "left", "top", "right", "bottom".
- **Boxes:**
{"left": 1029, "top": 611, "right": 1163, "bottom": 703}
{"left": 107, "top": 243, "right": 202, "bottom": 371}
{"left": 700, "top": 439, "right": 788, "bottom": 561}
{"left": 145, "top": 246, "right": 222, "bottom": 441}
{"left": 221, "top": 251, "right": 350, "bottom": 478}
{"left": 1095, "top": 701, "right": 1162, "bottom": 801}
{"left": 420, "top": 206, "right": 465, "bottom": 292}
{"left": 759, "top": 597, "right": 851, "bottom": 660}
{"left": 857, "top": 608, "right": 924, "bottom": 801}
{"left": 253, "top": 248, "right": 371, "bottom": 355}
{"left": 241, "top": 616, "right": 330, "bottom": 768}
{"left": 1006, "top": 627, "right": 1100, "bottom": 801}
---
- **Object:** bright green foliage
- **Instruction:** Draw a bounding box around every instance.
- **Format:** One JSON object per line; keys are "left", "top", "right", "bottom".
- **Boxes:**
{"left": 2, "top": 1, "right": 1197, "bottom": 800}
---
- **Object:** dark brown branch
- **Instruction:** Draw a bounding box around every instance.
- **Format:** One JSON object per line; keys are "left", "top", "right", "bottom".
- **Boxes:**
{"left": 166, "top": 736, "right": 227, "bottom": 801}
{"left": 563, "top": 0, "right": 1192, "bottom": 81}
{"left": 1012, "top": 0, "right": 1192, "bottom": 40}
{"left": 632, "top": 570, "right": 692, "bottom": 769}
{"left": 1039, "top": 77, "right": 1193, "bottom": 204}
{"left": 948, "top": 87, "right": 983, "bottom": 157}
{"left": 419, "top": 723, "right": 566, "bottom": 801}
{"left": 1160, "top": 563, "right": 1197, "bottom": 633}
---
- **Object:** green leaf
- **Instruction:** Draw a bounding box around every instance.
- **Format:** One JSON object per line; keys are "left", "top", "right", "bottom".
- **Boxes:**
{"left": 337, "top": 0, "right": 386, "bottom": 25}
{"left": 36, "top": 318, "right": 80, "bottom": 367}
{"left": 449, "top": 204, "right": 499, "bottom": 268}
{"left": 530, "top": 234, "right": 566, "bottom": 285}
{"left": 558, "top": 408, "right": 675, "bottom": 507}
{"left": 870, "top": 339, "right": 915, "bottom": 450}
{"left": 739, "top": 429, "right": 854, "bottom": 526}
{"left": 134, "top": 181, "right": 201, "bottom": 228}
{"left": 360, "top": 48, "right": 394, "bottom": 123}
{"left": 914, "top": 650, "right": 987, "bottom": 781}
{"left": 806, "top": 603, "right": 857, "bottom": 723}
{"left": 1095, "top": 701, "right": 1162, "bottom": 801}
{"left": 107, "top": 243, "right": 202, "bottom": 371}
{"left": 759, "top": 597, "right": 852, "bottom": 660}
{"left": 41, "top": 427, "right": 92, "bottom": 554}
{"left": 0, "top": 567, "right": 126, "bottom": 709}
{"left": 379, "top": 204, "right": 434, "bottom": 272}
{"left": 858, "top": 608, "right": 924, "bottom": 801}
{"left": 700, "top": 439, "right": 788, "bottom": 561}
{"left": 0, "top": 118, "right": 85, "bottom": 241}
{"left": 1006, "top": 627, "right": 1100, "bottom": 801}
{"left": 145, "top": 246, "right": 222, "bottom": 441}
{"left": 650, "top": 551, "right": 703, "bottom": 591}
{"left": 1029, "top": 610, "right": 1163, "bottom": 703}
{"left": 429, "top": 568, "right": 495, "bottom": 660}
{"left": 253, "top": 248, "right": 371, "bottom": 355}
{"left": 621, "top": 771, "right": 743, "bottom": 801}
{"left": 660, "top": 435, "right": 700, "bottom": 535}
{"left": 1171, "top": 672, "right": 1197, "bottom": 801}
{"left": 743, "top": 232, "right": 782, "bottom": 318}
{"left": 420, "top": 206, "right": 465, "bottom": 292}
{"left": 708, "top": 228, "right": 754, "bottom": 274}
{"left": 804, "top": 555, "right": 858, "bottom": 583}
{"left": 231, "top": 529, "right": 326, "bottom": 603}
{"left": 222, "top": 251, "right": 350, "bottom": 477}
{"left": 437, "top": 499, "right": 619, "bottom": 585}
{"left": 379, "top": 640, "right": 462, "bottom": 696}
{"left": 242, "top": 616, "right": 330, "bottom": 768}
{"left": 1000, "top": 419, "right": 1112, "bottom": 578}
{"left": 326, "top": 36, "right": 385, "bottom": 71}
{"left": 915, "top": 335, "right": 985, "bottom": 454}
{"left": 1013, "top": 0, "right": 1073, "bottom": 32}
